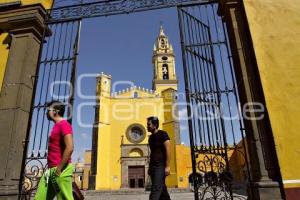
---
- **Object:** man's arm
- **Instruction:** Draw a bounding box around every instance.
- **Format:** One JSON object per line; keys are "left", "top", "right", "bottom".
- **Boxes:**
{"left": 56, "top": 134, "right": 74, "bottom": 176}
{"left": 164, "top": 140, "right": 171, "bottom": 176}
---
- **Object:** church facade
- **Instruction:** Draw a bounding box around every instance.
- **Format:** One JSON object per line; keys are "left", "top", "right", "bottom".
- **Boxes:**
{"left": 88, "top": 26, "right": 249, "bottom": 191}
{"left": 90, "top": 27, "right": 185, "bottom": 190}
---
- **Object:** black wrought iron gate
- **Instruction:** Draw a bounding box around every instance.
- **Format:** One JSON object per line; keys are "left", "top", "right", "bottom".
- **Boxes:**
{"left": 21, "top": 18, "right": 81, "bottom": 198}
{"left": 178, "top": 2, "right": 251, "bottom": 200}
{"left": 20, "top": 0, "right": 253, "bottom": 199}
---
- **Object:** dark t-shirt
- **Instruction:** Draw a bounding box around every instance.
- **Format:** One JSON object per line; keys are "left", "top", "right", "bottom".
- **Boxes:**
{"left": 148, "top": 130, "right": 170, "bottom": 167}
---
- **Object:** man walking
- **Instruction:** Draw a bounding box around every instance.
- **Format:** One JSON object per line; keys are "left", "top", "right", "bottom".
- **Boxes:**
{"left": 147, "top": 116, "right": 171, "bottom": 200}
{"left": 35, "top": 100, "right": 74, "bottom": 200}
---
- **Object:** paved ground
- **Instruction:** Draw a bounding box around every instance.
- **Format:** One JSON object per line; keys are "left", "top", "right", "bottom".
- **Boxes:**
{"left": 84, "top": 190, "right": 195, "bottom": 200}
{"left": 83, "top": 188, "right": 247, "bottom": 200}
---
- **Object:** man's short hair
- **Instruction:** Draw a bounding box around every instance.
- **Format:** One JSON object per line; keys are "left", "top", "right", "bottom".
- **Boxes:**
{"left": 46, "top": 100, "right": 65, "bottom": 117}
{"left": 147, "top": 116, "right": 159, "bottom": 129}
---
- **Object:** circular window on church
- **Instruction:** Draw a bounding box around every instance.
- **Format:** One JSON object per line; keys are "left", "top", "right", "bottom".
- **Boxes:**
{"left": 126, "top": 124, "right": 146, "bottom": 144}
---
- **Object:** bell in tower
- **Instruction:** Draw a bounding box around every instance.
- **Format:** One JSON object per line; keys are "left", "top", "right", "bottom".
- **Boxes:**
{"left": 162, "top": 64, "right": 169, "bottom": 80}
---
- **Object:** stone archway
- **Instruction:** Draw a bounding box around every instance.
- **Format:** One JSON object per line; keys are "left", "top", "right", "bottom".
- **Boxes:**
{"left": 121, "top": 146, "right": 149, "bottom": 188}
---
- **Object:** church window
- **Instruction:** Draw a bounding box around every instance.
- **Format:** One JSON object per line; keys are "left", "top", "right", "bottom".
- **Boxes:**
{"left": 134, "top": 91, "right": 138, "bottom": 98}
{"left": 162, "top": 64, "right": 169, "bottom": 79}
{"left": 162, "top": 56, "right": 168, "bottom": 60}
{"left": 126, "top": 124, "right": 146, "bottom": 144}
{"left": 161, "top": 39, "right": 165, "bottom": 48}
{"left": 174, "top": 94, "right": 178, "bottom": 100}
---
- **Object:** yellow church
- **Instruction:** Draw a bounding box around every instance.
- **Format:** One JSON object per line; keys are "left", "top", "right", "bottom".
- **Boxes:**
{"left": 87, "top": 26, "right": 248, "bottom": 191}
{"left": 90, "top": 26, "right": 184, "bottom": 190}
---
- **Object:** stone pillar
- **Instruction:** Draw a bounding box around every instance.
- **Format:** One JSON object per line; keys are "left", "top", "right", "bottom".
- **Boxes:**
{"left": 0, "top": 4, "right": 48, "bottom": 199}
{"left": 218, "top": 0, "right": 283, "bottom": 199}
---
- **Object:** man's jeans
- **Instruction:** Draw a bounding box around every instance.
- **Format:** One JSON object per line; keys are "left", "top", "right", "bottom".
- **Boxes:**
{"left": 149, "top": 165, "right": 171, "bottom": 200}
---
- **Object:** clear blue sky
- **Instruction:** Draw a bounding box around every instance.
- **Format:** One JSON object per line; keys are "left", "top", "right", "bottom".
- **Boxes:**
{"left": 71, "top": 7, "right": 190, "bottom": 162}
{"left": 27, "top": 2, "right": 243, "bottom": 163}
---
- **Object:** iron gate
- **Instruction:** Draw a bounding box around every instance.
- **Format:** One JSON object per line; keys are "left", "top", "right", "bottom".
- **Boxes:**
{"left": 178, "top": 2, "right": 252, "bottom": 200}
{"left": 20, "top": 0, "right": 212, "bottom": 198}
{"left": 19, "top": 0, "right": 254, "bottom": 199}
{"left": 21, "top": 17, "right": 81, "bottom": 198}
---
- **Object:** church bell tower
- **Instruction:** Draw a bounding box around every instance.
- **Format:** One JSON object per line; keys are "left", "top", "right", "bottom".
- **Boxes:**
{"left": 152, "top": 26, "right": 178, "bottom": 94}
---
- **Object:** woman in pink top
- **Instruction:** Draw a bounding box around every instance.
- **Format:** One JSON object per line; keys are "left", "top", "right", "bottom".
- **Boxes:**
{"left": 35, "top": 100, "right": 74, "bottom": 200}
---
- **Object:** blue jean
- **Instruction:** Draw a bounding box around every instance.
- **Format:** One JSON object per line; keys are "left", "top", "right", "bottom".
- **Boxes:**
{"left": 149, "top": 165, "right": 171, "bottom": 200}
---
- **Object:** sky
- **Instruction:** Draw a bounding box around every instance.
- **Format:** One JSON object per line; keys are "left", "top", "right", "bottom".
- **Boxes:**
{"left": 71, "top": 7, "right": 190, "bottom": 162}
{"left": 26, "top": 1, "right": 245, "bottom": 164}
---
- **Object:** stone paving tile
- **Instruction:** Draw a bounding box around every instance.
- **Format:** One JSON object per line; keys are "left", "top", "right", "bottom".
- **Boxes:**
{"left": 83, "top": 189, "right": 247, "bottom": 200}
{"left": 84, "top": 192, "right": 195, "bottom": 200}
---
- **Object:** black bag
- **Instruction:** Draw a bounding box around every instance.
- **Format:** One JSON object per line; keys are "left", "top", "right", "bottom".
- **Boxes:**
{"left": 72, "top": 182, "right": 84, "bottom": 200}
